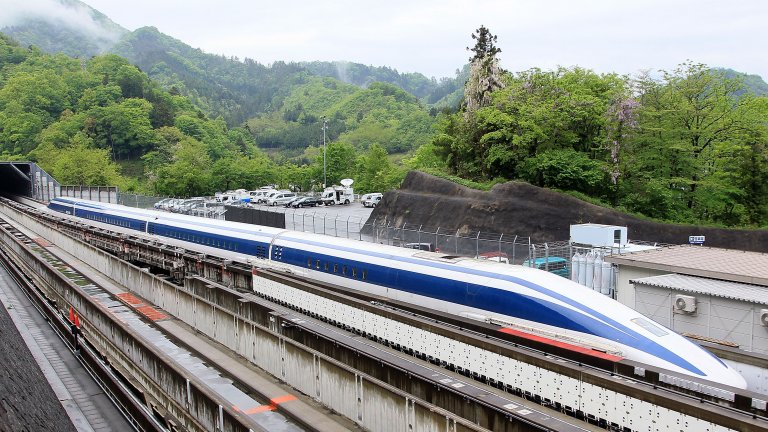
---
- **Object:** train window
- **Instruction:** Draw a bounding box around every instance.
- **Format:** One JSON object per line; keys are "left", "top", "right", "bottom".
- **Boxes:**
{"left": 631, "top": 317, "right": 669, "bottom": 337}
{"left": 333, "top": 264, "right": 338, "bottom": 273}
{"left": 307, "top": 257, "right": 312, "bottom": 267}
{"left": 315, "top": 260, "right": 320, "bottom": 269}
{"left": 352, "top": 268, "right": 357, "bottom": 278}
{"left": 324, "top": 262, "right": 329, "bottom": 271}
{"left": 342, "top": 265, "right": 347, "bottom": 276}
{"left": 362, "top": 270, "right": 367, "bottom": 281}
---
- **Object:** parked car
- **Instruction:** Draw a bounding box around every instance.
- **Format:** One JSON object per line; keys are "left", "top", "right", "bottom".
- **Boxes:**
{"left": 363, "top": 194, "right": 382, "bottom": 208}
{"left": 522, "top": 257, "right": 569, "bottom": 277}
{"left": 283, "top": 196, "right": 304, "bottom": 207}
{"left": 290, "top": 196, "right": 322, "bottom": 208}
{"left": 266, "top": 192, "right": 297, "bottom": 206}
{"left": 153, "top": 198, "right": 173, "bottom": 210}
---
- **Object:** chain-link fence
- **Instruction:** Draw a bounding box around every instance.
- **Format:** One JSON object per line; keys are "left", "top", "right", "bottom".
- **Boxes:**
{"left": 117, "top": 193, "right": 166, "bottom": 209}
{"left": 364, "top": 218, "right": 532, "bottom": 264}
{"left": 527, "top": 240, "right": 668, "bottom": 299}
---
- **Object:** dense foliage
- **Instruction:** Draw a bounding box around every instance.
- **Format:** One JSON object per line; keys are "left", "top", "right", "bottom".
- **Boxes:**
{"left": 247, "top": 77, "right": 436, "bottom": 156}
{"left": 0, "top": 33, "right": 404, "bottom": 196}
{"left": 423, "top": 61, "right": 768, "bottom": 227}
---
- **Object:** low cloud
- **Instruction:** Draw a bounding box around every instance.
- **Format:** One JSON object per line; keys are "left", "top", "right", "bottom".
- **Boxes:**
{"left": 1, "top": 0, "right": 124, "bottom": 45}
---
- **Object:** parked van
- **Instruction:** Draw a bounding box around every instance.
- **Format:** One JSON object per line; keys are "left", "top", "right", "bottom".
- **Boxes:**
{"left": 321, "top": 179, "right": 355, "bottom": 205}
{"left": 522, "top": 257, "right": 569, "bottom": 277}
{"left": 362, "top": 193, "right": 383, "bottom": 208}
{"left": 266, "top": 192, "right": 297, "bottom": 206}
{"left": 249, "top": 189, "right": 274, "bottom": 204}
{"left": 260, "top": 189, "right": 288, "bottom": 204}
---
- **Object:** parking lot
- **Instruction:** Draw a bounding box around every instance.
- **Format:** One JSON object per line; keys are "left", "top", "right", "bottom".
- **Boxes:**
{"left": 249, "top": 199, "right": 375, "bottom": 240}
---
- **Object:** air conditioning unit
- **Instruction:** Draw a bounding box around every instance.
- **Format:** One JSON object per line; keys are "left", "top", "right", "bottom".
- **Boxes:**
{"left": 760, "top": 309, "right": 768, "bottom": 327}
{"left": 674, "top": 295, "right": 697, "bottom": 313}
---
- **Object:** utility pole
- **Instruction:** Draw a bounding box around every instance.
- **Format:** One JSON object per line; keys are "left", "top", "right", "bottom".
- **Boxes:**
{"left": 321, "top": 117, "right": 328, "bottom": 188}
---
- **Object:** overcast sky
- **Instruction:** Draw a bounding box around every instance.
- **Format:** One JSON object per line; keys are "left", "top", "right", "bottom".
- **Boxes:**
{"left": 11, "top": 0, "right": 768, "bottom": 80}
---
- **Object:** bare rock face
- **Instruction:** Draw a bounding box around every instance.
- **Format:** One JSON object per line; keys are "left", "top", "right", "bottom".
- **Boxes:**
{"left": 370, "top": 171, "right": 768, "bottom": 252}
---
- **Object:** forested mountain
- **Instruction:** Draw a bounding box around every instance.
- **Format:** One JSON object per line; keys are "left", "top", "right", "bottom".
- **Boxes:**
{"left": 0, "top": 34, "right": 406, "bottom": 197}
{"left": 1, "top": 0, "right": 127, "bottom": 58}
{"left": 2, "top": 0, "right": 462, "bottom": 127}
{"left": 110, "top": 26, "right": 307, "bottom": 126}
{"left": 301, "top": 61, "right": 467, "bottom": 109}
{"left": 248, "top": 77, "right": 435, "bottom": 156}
{"left": 717, "top": 68, "right": 768, "bottom": 96}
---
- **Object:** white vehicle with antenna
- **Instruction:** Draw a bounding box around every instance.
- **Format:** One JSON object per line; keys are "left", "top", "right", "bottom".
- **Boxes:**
{"left": 321, "top": 179, "right": 355, "bottom": 205}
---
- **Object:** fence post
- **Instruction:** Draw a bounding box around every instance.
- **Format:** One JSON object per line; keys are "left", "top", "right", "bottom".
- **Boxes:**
{"left": 346, "top": 216, "right": 350, "bottom": 239}
{"left": 475, "top": 232, "right": 480, "bottom": 257}
{"left": 453, "top": 229, "right": 459, "bottom": 254}
{"left": 435, "top": 227, "right": 440, "bottom": 251}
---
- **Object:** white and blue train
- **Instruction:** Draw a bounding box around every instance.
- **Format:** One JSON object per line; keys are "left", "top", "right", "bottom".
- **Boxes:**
{"left": 48, "top": 197, "right": 747, "bottom": 389}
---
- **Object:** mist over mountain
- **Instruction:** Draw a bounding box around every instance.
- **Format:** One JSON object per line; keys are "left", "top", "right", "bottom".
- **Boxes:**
{"left": 1, "top": 0, "right": 127, "bottom": 57}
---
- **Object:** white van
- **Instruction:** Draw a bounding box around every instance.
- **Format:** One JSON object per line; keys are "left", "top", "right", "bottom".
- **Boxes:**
{"left": 259, "top": 189, "right": 287, "bottom": 204}
{"left": 249, "top": 188, "right": 274, "bottom": 204}
{"left": 266, "top": 192, "right": 297, "bottom": 206}
{"left": 362, "top": 193, "right": 383, "bottom": 207}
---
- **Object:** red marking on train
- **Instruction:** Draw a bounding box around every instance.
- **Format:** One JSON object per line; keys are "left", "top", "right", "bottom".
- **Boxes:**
{"left": 498, "top": 327, "right": 623, "bottom": 362}
{"left": 236, "top": 394, "right": 297, "bottom": 415}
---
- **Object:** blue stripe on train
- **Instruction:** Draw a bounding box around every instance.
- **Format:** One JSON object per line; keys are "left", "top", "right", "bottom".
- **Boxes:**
{"left": 48, "top": 200, "right": 707, "bottom": 376}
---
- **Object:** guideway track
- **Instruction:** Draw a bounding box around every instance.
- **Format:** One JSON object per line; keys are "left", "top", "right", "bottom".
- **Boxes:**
{"left": 0, "top": 215, "right": 327, "bottom": 432}
{"left": 0, "top": 220, "right": 160, "bottom": 432}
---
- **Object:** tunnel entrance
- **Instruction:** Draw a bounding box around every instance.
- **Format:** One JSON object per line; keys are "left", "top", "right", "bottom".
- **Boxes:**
{"left": 0, "top": 161, "right": 59, "bottom": 202}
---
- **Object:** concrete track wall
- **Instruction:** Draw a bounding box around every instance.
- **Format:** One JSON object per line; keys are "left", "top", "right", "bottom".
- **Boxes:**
{"left": 0, "top": 204, "right": 485, "bottom": 432}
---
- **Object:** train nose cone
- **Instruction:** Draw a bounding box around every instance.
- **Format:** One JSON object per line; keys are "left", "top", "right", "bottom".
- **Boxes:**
{"left": 722, "top": 365, "right": 748, "bottom": 390}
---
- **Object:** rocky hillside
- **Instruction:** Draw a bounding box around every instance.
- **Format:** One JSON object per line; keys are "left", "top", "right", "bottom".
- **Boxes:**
{"left": 372, "top": 171, "right": 768, "bottom": 252}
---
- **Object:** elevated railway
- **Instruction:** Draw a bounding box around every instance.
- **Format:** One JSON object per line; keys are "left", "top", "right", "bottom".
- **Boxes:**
{"left": 1, "top": 196, "right": 766, "bottom": 432}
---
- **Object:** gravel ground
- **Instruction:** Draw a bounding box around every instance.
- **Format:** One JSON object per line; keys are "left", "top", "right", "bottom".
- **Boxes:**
{"left": 0, "top": 281, "right": 77, "bottom": 432}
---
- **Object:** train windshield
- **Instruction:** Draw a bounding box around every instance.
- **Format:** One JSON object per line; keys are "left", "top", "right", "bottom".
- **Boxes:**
{"left": 631, "top": 317, "right": 669, "bottom": 337}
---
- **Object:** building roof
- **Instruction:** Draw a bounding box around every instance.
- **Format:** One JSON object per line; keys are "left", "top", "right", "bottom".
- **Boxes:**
{"left": 630, "top": 273, "right": 768, "bottom": 305}
{"left": 605, "top": 245, "right": 768, "bottom": 287}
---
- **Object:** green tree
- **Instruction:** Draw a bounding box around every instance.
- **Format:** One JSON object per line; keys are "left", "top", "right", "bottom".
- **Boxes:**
{"left": 312, "top": 141, "right": 358, "bottom": 187}
{"left": 153, "top": 137, "right": 213, "bottom": 196}
{"left": 86, "top": 98, "right": 158, "bottom": 160}
{"left": 356, "top": 143, "right": 394, "bottom": 193}
{"left": 519, "top": 149, "right": 608, "bottom": 195}
{"left": 627, "top": 62, "right": 759, "bottom": 223}
{"left": 47, "top": 134, "right": 124, "bottom": 186}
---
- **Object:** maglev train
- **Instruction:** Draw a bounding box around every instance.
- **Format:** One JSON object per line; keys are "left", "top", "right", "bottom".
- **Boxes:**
{"left": 48, "top": 197, "right": 747, "bottom": 389}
